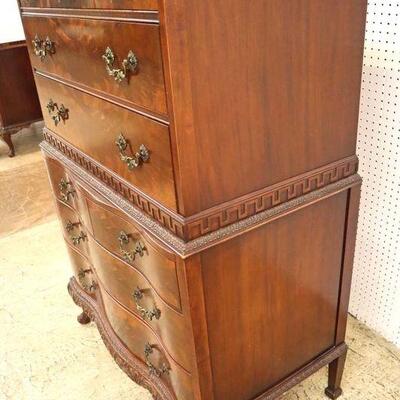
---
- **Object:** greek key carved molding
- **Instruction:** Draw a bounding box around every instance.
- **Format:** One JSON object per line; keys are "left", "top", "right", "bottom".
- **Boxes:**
{"left": 42, "top": 134, "right": 359, "bottom": 249}
{"left": 185, "top": 156, "right": 358, "bottom": 240}
{"left": 42, "top": 138, "right": 361, "bottom": 257}
{"left": 255, "top": 343, "right": 348, "bottom": 400}
{"left": 43, "top": 129, "right": 186, "bottom": 238}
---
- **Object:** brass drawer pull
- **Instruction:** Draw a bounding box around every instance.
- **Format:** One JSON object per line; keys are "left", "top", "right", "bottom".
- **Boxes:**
{"left": 115, "top": 134, "right": 150, "bottom": 170}
{"left": 144, "top": 343, "right": 170, "bottom": 377}
{"left": 65, "top": 220, "right": 80, "bottom": 233}
{"left": 32, "top": 35, "right": 55, "bottom": 60}
{"left": 47, "top": 99, "right": 69, "bottom": 126}
{"left": 59, "top": 178, "right": 75, "bottom": 202}
{"left": 102, "top": 46, "right": 138, "bottom": 83}
{"left": 71, "top": 231, "right": 87, "bottom": 246}
{"left": 65, "top": 220, "right": 85, "bottom": 245}
{"left": 78, "top": 268, "right": 97, "bottom": 293}
{"left": 132, "top": 287, "right": 161, "bottom": 321}
{"left": 118, "top": 231, "right": 146, "bottom": 262}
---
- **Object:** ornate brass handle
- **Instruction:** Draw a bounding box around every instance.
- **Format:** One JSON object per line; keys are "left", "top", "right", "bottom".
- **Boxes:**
{"left": 144, "top": 343, "right": 170, "bottom": 377}
{"left": 71, "top": 231, "right": 87, "bottom": 246}
{"left": 32, "top": 35, "right": 55, "bottom": 60}
{"left": 47, "top": 99, "right": 69, "bottom": 126}
{"left": 65, "top": 220, "right": 80, "bottom": 233}
{"left": 118, "top": 231, "right": 146, "bottom": 262}
{"left": 59, "top": 178, "right": 75, "bottom": 202}
{"left": 132, "top": 287, "right": 161, "bottom": 321}
{"left": 65, "top": 220, "right": 85, "bottom": 245}
{"left": 102, "top": 47, "right": 138, "bottom": 83}
{"left": 115, "top": 134, "right": 149, "bottom": 170}
{"left": 78, "top": 268, "right": 97, "bottom": 293}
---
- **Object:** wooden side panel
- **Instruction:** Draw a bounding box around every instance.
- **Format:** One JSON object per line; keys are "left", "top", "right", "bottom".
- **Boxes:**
{"left": 200, "top": 192, "right": 348, "bottom": 400}
{"left": 161, "top": 0, "right": 367, "bottom": 214}
{"left": 335, "top": 184, "right": 361, "bottom": 344}
{"left": 20, "top": 0, "right": 158, "bottom": 10}
{"left": 0, "top": 42, "right": 42, "bottom": 128}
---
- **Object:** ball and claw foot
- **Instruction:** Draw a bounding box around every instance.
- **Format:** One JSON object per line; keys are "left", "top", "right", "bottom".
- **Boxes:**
{"left": 325, "top": 387, "right": 343, "bottom": 399}
{"left": 77, "top": 311, "right": 91, "bottom": 325}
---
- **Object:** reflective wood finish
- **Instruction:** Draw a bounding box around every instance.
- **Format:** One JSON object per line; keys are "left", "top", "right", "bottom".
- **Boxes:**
{"left": 200, "top": 192, "right": 349, "bottom": 400}
{"left": 102, "top": 290, "right": 194, "bottom": 400}
{"left": 23, "top": 15, "right": 167, "bottom": 116}
{"left": 0, "top": 41, "right": 42, "bottom": 157}
{"left": 23, "top": 1, "right": 367, "bottom": 399}
{"left": 36, "top": 75, "right": 176, "bottom": 210}
{"left": 85, "top": 193, "right": 181, "bottom": 310}
{"left": 54, "top": 199, "right": 90, "bottom": 258}
{"left": 20, "top": 0, "right": 159, "bottom": 9}
{"left": 161, "top": 0, "right": 367, "bottom": 215}
{"left": 90, "top": 240, "right": 191, "bottom": 371}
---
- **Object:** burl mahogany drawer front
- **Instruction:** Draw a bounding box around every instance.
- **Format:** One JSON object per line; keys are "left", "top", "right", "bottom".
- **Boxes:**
{"left": 23, "top": 15, "right": 167, "bottom": 115}
{"left": 90, "top": 240, "right": 191, "bottom": 371}
{"left": 64, "top": 243, "right": 96, "bottom": 294}
{"left": 20, "top": 0, "right": 158, "bottom": 9}
{"left": 85, "top": 192, "right": 182, "bottom": 311}
{"left": 36, "top": 75, "right": 177, "bottom": 211}
{"left": 54, "top": 199, "right": 90, "bottom": 258}
{"left": 101, "top": 290, "right": 194, "bottom": 400}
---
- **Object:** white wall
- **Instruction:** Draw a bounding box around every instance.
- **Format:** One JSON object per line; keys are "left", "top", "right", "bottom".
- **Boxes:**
{"left": 350, "top": 1, "right": 400, "bottom": 347}
{"left": 0, "top": 0, "right": 25, "bottom": 44}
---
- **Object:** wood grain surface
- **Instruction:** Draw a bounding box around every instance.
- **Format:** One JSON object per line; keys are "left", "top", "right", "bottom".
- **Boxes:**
{"left": 23, "top": 15, "right": 166, "bottom": 116}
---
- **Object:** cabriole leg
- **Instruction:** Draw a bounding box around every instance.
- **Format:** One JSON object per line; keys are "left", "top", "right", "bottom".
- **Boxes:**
{"left": 1, "top": 132, "right": 15, "bottom": 157}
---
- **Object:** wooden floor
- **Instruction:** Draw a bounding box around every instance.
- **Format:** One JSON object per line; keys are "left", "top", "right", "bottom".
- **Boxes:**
{"left": 0, "top": 127, "right": 399, "bottom": 400}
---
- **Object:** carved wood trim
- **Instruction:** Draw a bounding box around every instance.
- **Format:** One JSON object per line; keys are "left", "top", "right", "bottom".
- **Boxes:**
{"left": 43, "top": 130, "right": 186, "bottom": 237}
{"left": 254, "top": 343, "right": 348, "bottom": 400}
{"left": 0, "top": 118, "right": 42, "bottom": 134}
{"left": 67, "top": 276, "right": 176, "bottom": 400}
{"left": 43, "top": 131, "right": 358, "bottom": 242}
{"left": 68, "top": 275, "right": 347, "bottom": 400}
{"left": 41, "top": 139, "right": 361, "bottom": 257}
{"left": 184, "top": 156, "right": 358, "bottom": 240}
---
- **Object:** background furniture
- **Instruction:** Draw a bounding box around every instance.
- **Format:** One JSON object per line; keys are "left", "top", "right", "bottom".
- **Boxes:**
{"left": 0, "top": 40, "right": 42, "bottom": 157}
{"left": 19, "top": 1, "right": 367, "bottom": 399}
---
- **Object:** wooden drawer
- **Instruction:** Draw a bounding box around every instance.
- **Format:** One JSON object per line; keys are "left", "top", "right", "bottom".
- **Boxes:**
{"left": 44, "top": 154, "right": 91, "bottom": 223}
{"left": 102, "top": 290, "right": 194, "bottom": 400}
{"left": 44, "top": 155, "right": 80, "bottom": 210}
{"left": 37, "top": 75, "right": 176, "bottom": 211}
{"left": 55, "top": 199, "right": 91, "bottom": 258}
{"left": 84, "top": 189, "right": 182, "bottom": 311}
{"left": 23, "top": 15, "right": 166, "bottom": 115}
{"left": 90, "top": 240, "right": 191, "bottom": 371}
{"left": 20, "top": 0, "right": 158, "bottom": 9}
{"left": 64, "top": 243, "right": 96, "bottom": 293}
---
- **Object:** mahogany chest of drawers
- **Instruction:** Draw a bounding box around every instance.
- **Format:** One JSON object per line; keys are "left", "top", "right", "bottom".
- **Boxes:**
{"left": 18, "top": 1, "right": 367, "bottom": 399}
